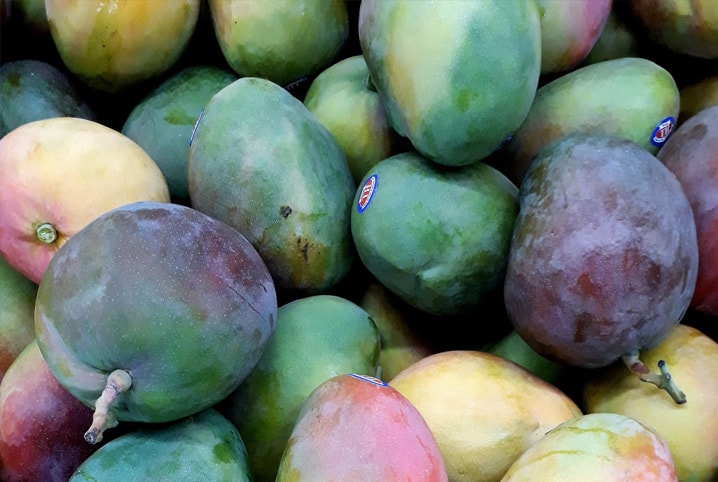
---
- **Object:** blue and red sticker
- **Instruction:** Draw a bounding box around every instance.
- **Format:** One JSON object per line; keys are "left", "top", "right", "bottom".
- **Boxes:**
{"left": 651, "top": 116, "right": 675, "bottom": 147}
{"left": 357, "top": 174, "right": 378, "bottom": 214}
{"left": 349, "top": 373, "right": 388, "bottom": 387}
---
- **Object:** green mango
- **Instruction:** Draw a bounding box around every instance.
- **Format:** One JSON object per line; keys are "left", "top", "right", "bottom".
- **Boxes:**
{"left": 34, "top": 202, "right": 277, "bottom": 444}
{"left": 122, "top": 65, "right": 237, "bottom": 202}
{"left": 358, "top": 0, "right": 541, "bottom": 166}
{"left": 351, "top": 151, "right": 519, "bottom": 316}
{"left": 188, "top": 76, "right": 356, "bottom": 294}
{"left": 502, "top": 57, "right": 680, "bottom": 185}
{"left": 221, "top": 294, "right": 381, "bottom": 482}
{"left": 69, "top": 409, "right": 252, "bottom": 481}
{"left": 0, "top": 59, "right": 96, "bottom": 137}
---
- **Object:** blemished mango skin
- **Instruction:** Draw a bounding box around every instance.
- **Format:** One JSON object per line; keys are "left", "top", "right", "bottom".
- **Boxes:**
{"left": 504, "top": 133, "right": 698, "bottom": 369}
{"left": 275, "top": 373, "right": 448, "bottom": 481}
{"left": 500, "top": 413, "right": 678, "bottom": 482}
{"left": 45, "top": 0, "right": 200, "bottom": 93}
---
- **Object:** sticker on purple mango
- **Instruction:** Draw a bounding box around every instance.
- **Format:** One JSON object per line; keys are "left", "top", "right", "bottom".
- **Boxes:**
{"left": 650, "top": 116, "right": 675, "bottom": 147}
{"left": 349, "top": 373, "right": 388, "bottom": 387}
{"left": 357, "top": 174, "right": 378, "bottom": 214}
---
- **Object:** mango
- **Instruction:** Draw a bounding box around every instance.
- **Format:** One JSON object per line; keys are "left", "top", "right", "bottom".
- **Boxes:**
{"left": 502, "top": 57, "right": 680, "bottom": 185}
{"left": 34, "top": 202, "right": 277, "bottom": 443}
{"left": 501, "top": 413, "right": 678, "bottom": 481}
{"left": 358, "top": 0, "right": 541, "bottom": 166}
{"left": 504, "top": 133, "right": 698, "bottom": 372}
{"left": 389, "top": 350, "right": 582, "bottom": 482}
{"left": 275, "top": 373, "right": 448, "bottom": 481}
{"left": 69, "top": 409, "right": 252, "bottom": 481}
{"left": 678, "top": 74, "right": 718, "bottom": 122}
{"left": 0, "top": 256, "right": 35, "bottom": 382}
{"left": 630, "top": 0, "right": 718, "bottom": 59}
{"left": 188, "top": 77, "right": 356, "bottom": 294}
{"left": 45, "top": 0, "right": 201, "bottom": 93}
{"left": 207, "top": 0, "right": 349, "bottom": 86}
{"left": 584, "top": 324, "right": 718, "bottom": 482}
{"left": 220, "top": 294, "right": 380, "bottom": 482}
{"left": 350, "top": 151, "right": 519, "bottom": 316}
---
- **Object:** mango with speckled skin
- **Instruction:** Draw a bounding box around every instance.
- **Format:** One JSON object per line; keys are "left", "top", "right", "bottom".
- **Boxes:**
{"left": 504, "top": 133, "right": 698, "bottom": 369}
{"left": 501, "top": 57, "right": 680, "bottom": 185}
{"left": 358, "top": 0, "right": 541, "bottom": 166}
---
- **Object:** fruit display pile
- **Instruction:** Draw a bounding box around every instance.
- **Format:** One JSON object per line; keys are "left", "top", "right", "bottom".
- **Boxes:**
{"left": 2, "top": 1, "right": 718, "bottom": 481}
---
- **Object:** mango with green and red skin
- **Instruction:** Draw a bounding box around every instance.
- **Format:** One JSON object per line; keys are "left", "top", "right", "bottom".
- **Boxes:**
{"left": 658, "top": 105, "right": 718, "bottom": 316}
{"left": 0, "top": 256, "right": 36, "bottom": 383}
{"left": 358, "top": 0, "right": 541, "bottom": 166}
{"left": 503, "top": 133, "right": 698, "bottom": 369}
{"left": 188, "top": 76, "right": 356, "bottom": 294}
{"left": 535, "top": 0, "right": 612, "bottom": 75}
{"left": 0, "top": 341, "right": 101, "bottom": 482}
{"left": 501, "top": 57, "right": 680, "bottom": 185}
{"left": 34, "top": 202, "right": 277, "bottom": 436}
{"left": 630, "top": 0, "right": 718, "bottom": 59}
{"left": 45, "top": 0, "right": 201, "bottom": 93}
{"left": 69, "top": 409, "right": 251, "bottom": 481}
{"left": 501, "top": 413, "right": 678, "bottom": 481}
{"left": 275, "top": 373, "right": 448, "bottom": 481}
{"left": 350, "top": 151, "right": 519, "bottom": 316}
{"left": 221, "top": 294, "right": 380, "bottom": 482}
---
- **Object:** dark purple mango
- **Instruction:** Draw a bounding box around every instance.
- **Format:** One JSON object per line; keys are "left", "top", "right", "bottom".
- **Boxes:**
{"left": 504, "top": 133, "right": 698, "bottom": 369}
{"left": 34, "top": 201, "right": 277, "bottom": 443}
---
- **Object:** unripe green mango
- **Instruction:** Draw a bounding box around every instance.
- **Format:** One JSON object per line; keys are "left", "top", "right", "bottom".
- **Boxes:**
{"left": 188, "top": 77, "right": 356, "bottom": 294}
{"left": 221, "top": 294, "right": 380, "bottom": 482}
{"left": 69, "top": 409, "right": 252, "bottom": 481}
{"left": 502, "top": 57, "right": 680, "bottom": 185}
{"left": 358, "top": 0, "right": 541, "bottom": 167}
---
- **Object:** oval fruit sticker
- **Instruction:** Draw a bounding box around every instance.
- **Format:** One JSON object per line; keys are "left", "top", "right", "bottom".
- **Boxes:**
{"left": 349, "top": 373, "right": 388, "bottom": 387}
{"left": 357, "top": 174, "right": 378, "bottom": 214}
{"left": 650, "top": 116, "right": 675, "bottom": 147}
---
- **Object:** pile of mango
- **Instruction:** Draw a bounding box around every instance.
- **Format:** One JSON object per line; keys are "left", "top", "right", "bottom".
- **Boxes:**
{"left": 2, "top": 1, "right": 718, "bottom": 481}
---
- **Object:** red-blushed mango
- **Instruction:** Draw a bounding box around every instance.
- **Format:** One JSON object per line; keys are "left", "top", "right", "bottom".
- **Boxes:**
{"left": 0, "top": 117, "right": 170, "bottom": 284}
{"left": 501, "top": 56, "right": 679, "bottom": 185}
{"left": 504, "top": 133, "right": 698, "bottom": 369}
{"left": 658, "top": 105, "right": 718, "bottom": 316}
{"left": 500, "top": 413, "right": 678, "bottom": 481}
{"left": 275, "top": 373, "right": 448, "bottom": 481}
{"left": 389, "top": 350, "right": 582, "bottom": 482}
{"left": 207, "top": 0, "right": 348, "bottom": 86}
{"left": 630, "top": 0, "right": 718, "bottom": 59}
{"left": 34, "top": 202, "right": 278, "bottom": 444}
{"left": 535, "top": 0, "right": 612, "bottom": 75}
{"left": 584, "top": 324, "right": 718, "bottom": 482}
{"left": 358, "top": 0, "right": 541, "bottom": 166}
{"left": 45, "top": 0, "right": 200, "bottom": 93}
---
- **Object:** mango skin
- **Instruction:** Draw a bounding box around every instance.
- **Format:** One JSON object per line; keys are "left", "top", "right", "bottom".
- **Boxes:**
{"left": 221, "top": 294, "right": 380, "bottom": 482}
{"left": 45, "top": 0, "right": 201, "bottom": 93}
{"left": 208, "top": 0, "right": 348, "bottom": 86}
{"left": 34, "top": 202, "right": 277, "bottom": 426}
{"left": 504, "top": 133, "right": 698, "bottom": 369}
{"left": 188, "top": 77, "right": 356, "bottom": 294}
{"left": 501, "top": 413, "right": 677, "bottom": 481}
{"left": 678, "top": 74, "right": 718, "bottom": 122}
{"left": 275, "top": 373, "right": 448, "bottom": 481}
{"left": 658, "top": 105, "right": 718, "bottom": 316}
{"left": 502, "top": 57, "right": 679, "bottom": 185}
{"left": 0, "top": 256, "right": 36, "bottom": 382}
{"left": 351, "top": 151, "right": 519, "bottom": 316}
{"left": 69, "top": 409, "right": 252, "bottom": 481}
{"left": 359, "top": 0, "right": 541, "bottom": 166}
{"left": 630, "top": 0, "right": 718, "bottom": 59}
{"left": 583, "top": 324, "right": 718, "bottom": 482}
{"left": 536, "top": 0, "right": 612, "bottom": 75}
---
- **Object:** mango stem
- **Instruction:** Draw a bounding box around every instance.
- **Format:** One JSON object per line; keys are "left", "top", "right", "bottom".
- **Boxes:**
{"left": 621, "top": 350, "right": 686, "bottom": 404}
{"left": 84, "top": 369, "right": 132, "bottom": 444}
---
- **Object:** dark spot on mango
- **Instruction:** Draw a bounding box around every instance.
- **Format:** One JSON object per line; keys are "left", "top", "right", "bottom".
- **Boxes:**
{"left": 280, "top": 206, "right": 292, "bottom": 217}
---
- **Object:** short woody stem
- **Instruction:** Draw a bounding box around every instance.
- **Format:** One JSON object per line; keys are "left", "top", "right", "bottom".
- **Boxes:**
{"left": 84, "top": 369, "right": 132, "bottom": 444}
{"left": 621, "top": 350, "right": 686, "bottom": 404}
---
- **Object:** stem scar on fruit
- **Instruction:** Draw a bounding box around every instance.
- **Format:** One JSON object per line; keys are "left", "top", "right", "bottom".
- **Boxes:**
{"left": 84, "top": 369, "right": 132, "bottom": 444}
{"left": 621, "top": 349, "right": 686, "bottom": 404}
{"left": 35, "top": 222, "right": 58, "bottom": 244}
